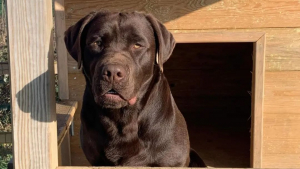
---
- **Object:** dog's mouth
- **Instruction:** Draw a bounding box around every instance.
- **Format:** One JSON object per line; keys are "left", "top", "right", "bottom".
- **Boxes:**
{"left": 106, "top": 89, "right": 119, "bottom": 95}
{"left": 103, "top": 89, "right": 124, "bottom": 100}
{"left": 102, "top": 89, "right": 137, "bottom": 106}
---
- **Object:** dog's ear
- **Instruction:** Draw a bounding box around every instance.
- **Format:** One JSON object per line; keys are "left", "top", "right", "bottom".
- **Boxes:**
{"left": 64, "top": 12, "right": 97, "bottom": 69}
{"left": 146, "top": 14, "right": 176, "bottom": 72}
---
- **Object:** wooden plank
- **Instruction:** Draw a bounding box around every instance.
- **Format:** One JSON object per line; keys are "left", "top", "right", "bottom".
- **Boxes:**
{"left": 64, "top": 0, "right": 300, "bottom": 29}
{"left": 174, "top": 32, "right": 263, "bottom": 43}
{"left": 262, "top": 71, "right": 300, "bottom": 168}
{"left": 7, "top": 0, "right": 58, "bottom": 168}
{"left": 250, "top": 35, "right": 265, "bottom": 168}
{"left": 263, "top": 139, "right": 300, "bottom": 154}
{"left": 263, "top": 154, "right": 300, "bottom": 168}
{"left": 57, "top": 101, "right": 78, "bottom": 147}
{"left": 55, "top": 0, "right": 70, "bottom": 100}
{"left": 67, "top": 28, "right": 300, "bottom": 73}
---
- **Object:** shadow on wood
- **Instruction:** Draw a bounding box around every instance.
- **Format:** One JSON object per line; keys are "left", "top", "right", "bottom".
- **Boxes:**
{"left": 63, "top": 0, "right": 221, "bottom": 26}
{"left": 13, "top": 27, "right": 56, "bottom": 123}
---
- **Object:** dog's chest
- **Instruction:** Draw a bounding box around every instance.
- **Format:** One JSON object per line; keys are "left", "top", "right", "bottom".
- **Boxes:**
{"left": 101, "top": 115, "right": 143, "bottom": 164}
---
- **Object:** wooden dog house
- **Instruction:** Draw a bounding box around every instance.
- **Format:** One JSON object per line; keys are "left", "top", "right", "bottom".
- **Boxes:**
{"left": 6, "top": 0, "right": 300, "bottom": 169}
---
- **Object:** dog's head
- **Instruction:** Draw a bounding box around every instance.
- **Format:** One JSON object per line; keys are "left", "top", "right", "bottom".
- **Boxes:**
{"left": 64, "top": 11, "right": 175, "bottom": 108}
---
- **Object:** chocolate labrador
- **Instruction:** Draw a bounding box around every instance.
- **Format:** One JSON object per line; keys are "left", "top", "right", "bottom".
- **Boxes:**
{"left": 64, "top": 11, "right": 206, "bottom": 167}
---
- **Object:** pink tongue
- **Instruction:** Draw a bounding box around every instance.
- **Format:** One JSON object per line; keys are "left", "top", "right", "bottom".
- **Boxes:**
{"left": 128, "top": 96, "right": 137, "bottom": 105}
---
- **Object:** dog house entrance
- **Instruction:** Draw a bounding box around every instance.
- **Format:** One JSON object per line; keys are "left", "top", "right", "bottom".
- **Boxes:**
{"left": 164, "top": 41, "right": 259, "bottom": 168}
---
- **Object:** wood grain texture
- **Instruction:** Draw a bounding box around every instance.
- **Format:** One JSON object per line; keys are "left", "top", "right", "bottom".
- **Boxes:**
{"left": 174, "top": 32, "right": 263, "bottom": 43}
{"left": 55, "top": 0, "right": 70, "bottom": 100}
{"left": 64, "top": 0, "right": 300, "bottom": 29}
{"left": 7, "top": 0, "right": 58, "bottom": 168}
{"left": 251, "top": 35, "right": 265, "bottom": 168}
{"left": 262, "top": 71, "right": 300, "bottom": 168}
{"left": 67, "top": 28, "right": 300, "bottom": 73}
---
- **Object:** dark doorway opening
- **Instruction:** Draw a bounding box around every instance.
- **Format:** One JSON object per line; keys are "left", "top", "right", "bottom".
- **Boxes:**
{"left": 165, "top": 43, "right": 253, "bottom": 167}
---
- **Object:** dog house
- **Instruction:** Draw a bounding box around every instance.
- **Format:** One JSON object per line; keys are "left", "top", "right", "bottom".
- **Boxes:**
{"left": 6, "top": 0, "right": 300, "bottom": 169}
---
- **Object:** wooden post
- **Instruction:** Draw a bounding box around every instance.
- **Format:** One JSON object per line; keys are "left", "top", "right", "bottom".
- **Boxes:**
{"left": 55, "top": 0, "right": 69, "bottom": 100}
{"left": 7, "top": 0, "right": 58, "bottom": 169}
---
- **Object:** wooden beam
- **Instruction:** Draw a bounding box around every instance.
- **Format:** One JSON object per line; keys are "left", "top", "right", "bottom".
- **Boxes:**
{"left": 251, "top": 35, "right": 265, "bottom": 168}
{"left": 173, "top": 32, "right": 264, "bottom": 43}
{"left": 7, "top": 0, "right": 58, "bottom": 168}
{"left": 55, "top": 0, "right": 69, "bottom": 100}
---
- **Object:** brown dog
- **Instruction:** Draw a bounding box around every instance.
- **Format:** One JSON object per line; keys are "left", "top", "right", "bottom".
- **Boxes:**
{"left": 64, "top": 11, "right": 206, "bottom": 167}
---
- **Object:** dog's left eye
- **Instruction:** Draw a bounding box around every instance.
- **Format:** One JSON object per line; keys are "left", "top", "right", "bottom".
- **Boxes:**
{"left": 92, "top": 40, "right": 101, "bottom": 46}
{"left": 133, "top": 44, "right": 142, "bottom": 49}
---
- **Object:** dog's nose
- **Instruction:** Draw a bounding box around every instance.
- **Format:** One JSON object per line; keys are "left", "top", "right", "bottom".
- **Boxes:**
{"left": 102, "top": 64, "right": 126, "bottom": 83}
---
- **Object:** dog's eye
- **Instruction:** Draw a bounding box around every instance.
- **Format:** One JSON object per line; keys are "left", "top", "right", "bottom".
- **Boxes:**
{"left": 92, "top": 40, "right": 101, "bottom": 46}
{"left": 133, "top": 44, "right": 142, "bottom": 49}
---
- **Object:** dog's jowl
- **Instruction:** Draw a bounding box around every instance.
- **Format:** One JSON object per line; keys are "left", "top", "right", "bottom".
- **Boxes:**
{"left": 64, "top": 11, "right": 206, "bottom": 167}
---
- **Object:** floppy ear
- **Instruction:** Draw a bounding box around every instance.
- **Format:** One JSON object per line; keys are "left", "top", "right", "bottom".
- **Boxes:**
{"left": 64, "top": 12, "right": 97, "bottom": 69}
{"left": 146, "top": 14, "right": 176, "bottom": 72}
